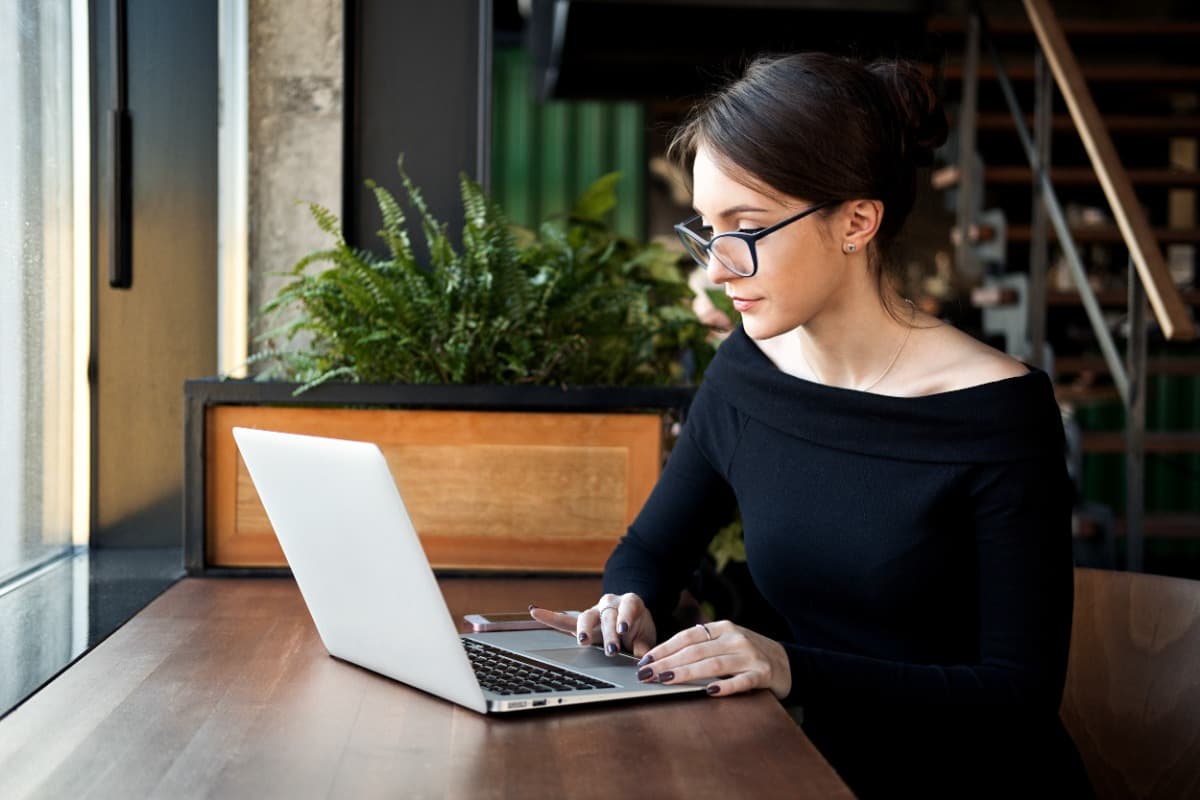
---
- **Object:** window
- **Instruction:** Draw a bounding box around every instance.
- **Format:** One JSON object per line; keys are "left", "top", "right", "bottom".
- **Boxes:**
{"left": 0, "top": 0, "right": 90, "bottom": 718}
{"left": 0, "top": 0, "right": 86, "bottom": 584}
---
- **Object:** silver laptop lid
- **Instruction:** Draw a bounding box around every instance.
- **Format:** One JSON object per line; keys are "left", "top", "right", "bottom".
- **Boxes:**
{"left": 231, "top": 427, "right": 488, "bottom": 713}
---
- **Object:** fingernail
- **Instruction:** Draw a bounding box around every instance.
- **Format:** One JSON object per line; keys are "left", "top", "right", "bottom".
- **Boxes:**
{"left": 528, "top": 603, "right": 538, "bottom": 611}
{"left": 605, "top": 643, "right": 618, "bottom": 656}
{"left": 617, "top": 621, "right": 629, "bottom": 635}
{"left": 637, "top": 667, "right": 653, "bottom": 681}
{"left": 658, "top": 671, "right": 675, "bottom": 683}
{"left": 578, "top": 632, "right": 588, "bottom": 643}
{"left": 636, "top": 654, "right": 654, "bottom": 667}
{"left": 706, "top": 684, "right": 720, "bottom": 695}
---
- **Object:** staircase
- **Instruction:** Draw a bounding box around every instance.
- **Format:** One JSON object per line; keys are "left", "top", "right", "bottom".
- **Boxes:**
{"left": 926, "top": 7, "right": 1200, "bottom": 573}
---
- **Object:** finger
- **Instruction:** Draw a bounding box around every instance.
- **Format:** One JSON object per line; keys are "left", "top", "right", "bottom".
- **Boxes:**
{"left": 528, "top": 606, "right": 579, "bottom": 635}
{"left": 704, "top": 671, "right": 760, "bottom": 698}
{"left": 615, "top": 593, "right": 643, "bottom": 651}
{"left": 598, "top": 599, "right": 621, "bottom": 656}
{"left": 636, "top": 640, "right": 730, "bottom": 683}
{"left": 638, "top": 621, "right": 715, "bottom": 667}
{"left": 574, "top": 607, "right": 601, "bottom": 645}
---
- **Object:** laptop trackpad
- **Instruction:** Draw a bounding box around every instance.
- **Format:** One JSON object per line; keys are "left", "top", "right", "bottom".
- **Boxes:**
{"left": 532, "top": 647, "right": 635, "bottom": 668}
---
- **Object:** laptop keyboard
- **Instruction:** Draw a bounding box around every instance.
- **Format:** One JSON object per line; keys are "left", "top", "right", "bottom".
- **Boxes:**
{"left": 463, "top": 639, "right": 617, "bottom": 695}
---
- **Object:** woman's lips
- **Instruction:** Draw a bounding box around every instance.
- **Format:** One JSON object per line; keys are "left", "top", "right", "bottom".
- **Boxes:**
{"left": 730, "top": 296, "right": 760, "bottom": 312}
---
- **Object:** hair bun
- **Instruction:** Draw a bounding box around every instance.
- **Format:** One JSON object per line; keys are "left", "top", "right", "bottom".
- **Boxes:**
{"left": 868, "top": 60, "right": 948, "bottom": 167}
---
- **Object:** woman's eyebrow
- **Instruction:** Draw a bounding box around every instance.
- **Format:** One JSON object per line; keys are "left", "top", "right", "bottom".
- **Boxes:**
{"left": 693, "top": 204, "right": 771, "bottom": 218}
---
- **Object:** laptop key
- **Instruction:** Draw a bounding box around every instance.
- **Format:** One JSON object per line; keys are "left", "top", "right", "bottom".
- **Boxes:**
{"left": 466, "top": 639, "right": 618, "bottom": 693}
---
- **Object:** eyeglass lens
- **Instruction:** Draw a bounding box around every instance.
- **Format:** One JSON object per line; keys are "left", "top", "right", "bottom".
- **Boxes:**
{"left": 679, "top": 228, "right": 754, "bottom": 277}
{"left": 710, "top": 236, "right": 754, "bottom": 276}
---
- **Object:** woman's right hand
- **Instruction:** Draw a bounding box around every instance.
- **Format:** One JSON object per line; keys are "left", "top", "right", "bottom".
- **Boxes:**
{"left": 529, "top": 592, "right": 657, "bottom": 658}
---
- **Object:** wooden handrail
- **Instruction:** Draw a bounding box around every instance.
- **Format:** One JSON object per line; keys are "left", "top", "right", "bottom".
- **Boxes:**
{"left": 1022, "top": 0, "right": 1196, "bottom": 342}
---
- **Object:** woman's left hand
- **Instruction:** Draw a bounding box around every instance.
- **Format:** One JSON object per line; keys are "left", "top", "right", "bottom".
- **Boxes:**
{"left": 635, "top": 620, "right": 792, "bottom": 699}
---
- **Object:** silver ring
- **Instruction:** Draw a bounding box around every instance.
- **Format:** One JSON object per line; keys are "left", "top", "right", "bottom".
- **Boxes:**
{"left": 697, "top": 622, "right": 713, "bottom": 641}
{"left": 599, "top": 605, "right": 619, "bottom": 617}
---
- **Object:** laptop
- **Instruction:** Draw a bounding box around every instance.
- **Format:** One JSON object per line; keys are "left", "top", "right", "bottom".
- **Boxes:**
{"left": 231, "top": 426, "right": 706, "bottom": 714}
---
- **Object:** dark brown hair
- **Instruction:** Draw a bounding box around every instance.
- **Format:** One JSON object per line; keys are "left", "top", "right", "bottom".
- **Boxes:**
{"left": 669, "top": 52, "right": 948, "bottom": 305}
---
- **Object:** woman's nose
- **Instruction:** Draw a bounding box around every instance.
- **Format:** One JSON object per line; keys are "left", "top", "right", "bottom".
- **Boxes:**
{"left": 705, "top": 255, "right": 732, "bottom": 285}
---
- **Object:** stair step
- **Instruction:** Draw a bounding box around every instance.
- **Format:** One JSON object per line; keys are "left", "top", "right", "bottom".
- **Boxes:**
{"left": 986, "top": 166, "right": 1200, "bottom": 186}
{"left": 973, "top": 112, "right": 1200, "bottom": 135}
{"left": 932, "top": 164, "right": 1200, "bottom": 189}
{"left": 1044, "top": 289, "right": 1200, "bottom": 306}
{"left": 1074, "top": 512, "right": 1200, "bottom": 540}
{"left": 1081, "top": 432, "right": 1200, "bottom": 453}
{"left": 1055, "top": 384, "right": 1123, "bottom": 405}
{"left": 944, "top": 63, "right": 1200, "bottom": 84}
{"left": 929, "top": 17, "right": 1200, "bottom": 37}
{"left": 1116, "top": 513, "right": 1200, "bottom": 539}
{"left": 1057, "top": 356, "right": 1200, "bottom": 376}
{"left": 1008, "top": 225, "right": 1200, "bottom": 244}
{"left": 971, "top": 288, "right": 1200, "bottom": 309}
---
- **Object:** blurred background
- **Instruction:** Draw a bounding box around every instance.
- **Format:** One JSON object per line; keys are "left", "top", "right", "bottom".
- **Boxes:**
{"left": 2, "top": 0, "right": 1198, "bottom": 717}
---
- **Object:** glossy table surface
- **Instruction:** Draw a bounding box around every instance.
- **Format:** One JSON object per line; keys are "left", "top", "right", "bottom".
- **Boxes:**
{"left": 0, "top": 546, "right": 183, "bottom": 719}
{"left": 0, "top": 576, "right": 853, "bottom": 799}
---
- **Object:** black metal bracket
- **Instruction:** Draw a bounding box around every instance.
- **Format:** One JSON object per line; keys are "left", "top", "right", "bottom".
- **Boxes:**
{"left": 108, "top": 0, "right": 132, "bottom": 289}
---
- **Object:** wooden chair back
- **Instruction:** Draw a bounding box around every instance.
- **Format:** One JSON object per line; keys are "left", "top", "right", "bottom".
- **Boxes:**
{"left": 1061, "top": 567, "right": 1200, "bottom": 799}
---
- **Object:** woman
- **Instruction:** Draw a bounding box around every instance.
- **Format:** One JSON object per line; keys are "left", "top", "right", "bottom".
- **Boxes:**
{"left": 531, "top": 52, "right": 1093, "bottom": 798}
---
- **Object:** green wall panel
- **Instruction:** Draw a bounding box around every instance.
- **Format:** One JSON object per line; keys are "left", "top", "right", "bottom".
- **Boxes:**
{"left": 538, "top": 103, "right": 570, "bottom": 222}
{"left": 1077, "top": 345, "right": 1200, "bottom": 519}
{"left": 613, "top": 104, "right": 645, "bottom": 237}
{"left": 492, "top": 47, "right": 645, "bottom": 238}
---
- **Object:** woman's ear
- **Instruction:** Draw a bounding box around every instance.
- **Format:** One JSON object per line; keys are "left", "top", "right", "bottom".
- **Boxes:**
{"left": 840, "top": 199, "right": 884, "bottom": 255}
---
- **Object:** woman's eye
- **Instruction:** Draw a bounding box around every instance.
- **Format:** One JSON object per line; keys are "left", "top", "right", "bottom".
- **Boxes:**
{"left": 738, "top": 227, "right": 764, "bottom": 234}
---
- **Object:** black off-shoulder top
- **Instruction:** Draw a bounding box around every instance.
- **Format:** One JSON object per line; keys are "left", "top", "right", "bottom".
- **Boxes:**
{"left": 603, "top": 326, "right": 1093, "bottom": 798}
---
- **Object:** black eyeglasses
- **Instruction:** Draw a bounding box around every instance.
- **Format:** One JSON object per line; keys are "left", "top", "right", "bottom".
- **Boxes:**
{"left": 674, "top": 202, "right": 832, "bottom": 277}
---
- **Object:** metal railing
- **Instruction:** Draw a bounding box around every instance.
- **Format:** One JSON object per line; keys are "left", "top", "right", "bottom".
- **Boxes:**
{"left": 961, "top": 0, "right": 1197, "bottom": 571}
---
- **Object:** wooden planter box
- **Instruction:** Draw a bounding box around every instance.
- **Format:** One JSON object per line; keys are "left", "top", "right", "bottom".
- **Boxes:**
{"left": 184, "top": 380, "right": 694, "bottom": 575}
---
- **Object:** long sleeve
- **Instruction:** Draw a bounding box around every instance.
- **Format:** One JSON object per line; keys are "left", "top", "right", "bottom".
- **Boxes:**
{"left": 613, "top": 327, "right": 1092, "bottom": 798}
{"left": 602, "top": 391, "right": 739, "bottom": 626}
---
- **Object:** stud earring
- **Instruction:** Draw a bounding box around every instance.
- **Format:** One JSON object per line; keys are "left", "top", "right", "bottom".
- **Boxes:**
{"left": 844, "top": 242, "right": 856, "bottom": 253}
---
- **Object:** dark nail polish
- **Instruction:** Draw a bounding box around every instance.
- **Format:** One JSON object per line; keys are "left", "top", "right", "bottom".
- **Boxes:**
{"left": 637, "top": 667, "right": 653, "bottom": 681}
{"left": 636, "top": 654, "right": 654, "bottom": 667}
{"left": 706, "top": 685, "right": 720, "bottom": 695}
{"left": 605, "top": 643, "right": 618, "bottom": 655}
{"left": 658, "top": 671, "right": 675, "bottom": 683}
{"left": 528, "top": 603, "right": 538, "bottom": 611}
{"left": 578, "top": 632, "right": 588, "bottom": 643}
{"left": 617, "top": 621, "right": 629, "bottom": 635}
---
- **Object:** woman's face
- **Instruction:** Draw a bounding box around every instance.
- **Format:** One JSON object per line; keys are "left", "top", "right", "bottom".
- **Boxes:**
{"left": 691, "top": 145, "right": 844, "bottom": 340}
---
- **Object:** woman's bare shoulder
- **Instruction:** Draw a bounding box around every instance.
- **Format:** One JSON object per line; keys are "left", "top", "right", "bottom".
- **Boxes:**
{"left": 907, "top": 322, "right": 1029, "bottom": 395}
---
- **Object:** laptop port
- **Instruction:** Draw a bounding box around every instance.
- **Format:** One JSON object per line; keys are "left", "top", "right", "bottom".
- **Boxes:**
{"left": 532, "top": 699, "right": 547, "bottom": 707}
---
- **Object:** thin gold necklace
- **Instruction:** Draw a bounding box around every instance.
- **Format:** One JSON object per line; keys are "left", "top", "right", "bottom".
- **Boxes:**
{"left": 800, "top": 299, "right": 916, "bottom": 393}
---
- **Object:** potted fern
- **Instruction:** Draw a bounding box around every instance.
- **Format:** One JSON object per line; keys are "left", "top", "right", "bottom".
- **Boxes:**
{"left": 184, "top": 162, "right": 712, "bottom": 576}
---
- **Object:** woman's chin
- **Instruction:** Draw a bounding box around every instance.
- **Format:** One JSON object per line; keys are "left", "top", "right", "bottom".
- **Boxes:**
{"left": 741, "top": 315, "right": 789, "bottom": 341}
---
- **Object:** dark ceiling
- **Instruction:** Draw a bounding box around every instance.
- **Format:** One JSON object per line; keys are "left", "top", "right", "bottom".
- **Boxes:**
{"left": 496, "top": 0, "right": 1200, "bottom": 102}
{"left": 503, "top": 1, "right": 944, "bottom": 102}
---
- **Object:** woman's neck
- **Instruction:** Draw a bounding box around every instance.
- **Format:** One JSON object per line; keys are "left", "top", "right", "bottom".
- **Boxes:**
{"left": 769, "top": 288, "right": 917, "bottom": 392}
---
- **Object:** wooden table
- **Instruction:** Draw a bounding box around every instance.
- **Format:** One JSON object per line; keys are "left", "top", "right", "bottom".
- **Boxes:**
{"left": 0, "top": 577, "right": 853, "bottom": 799}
